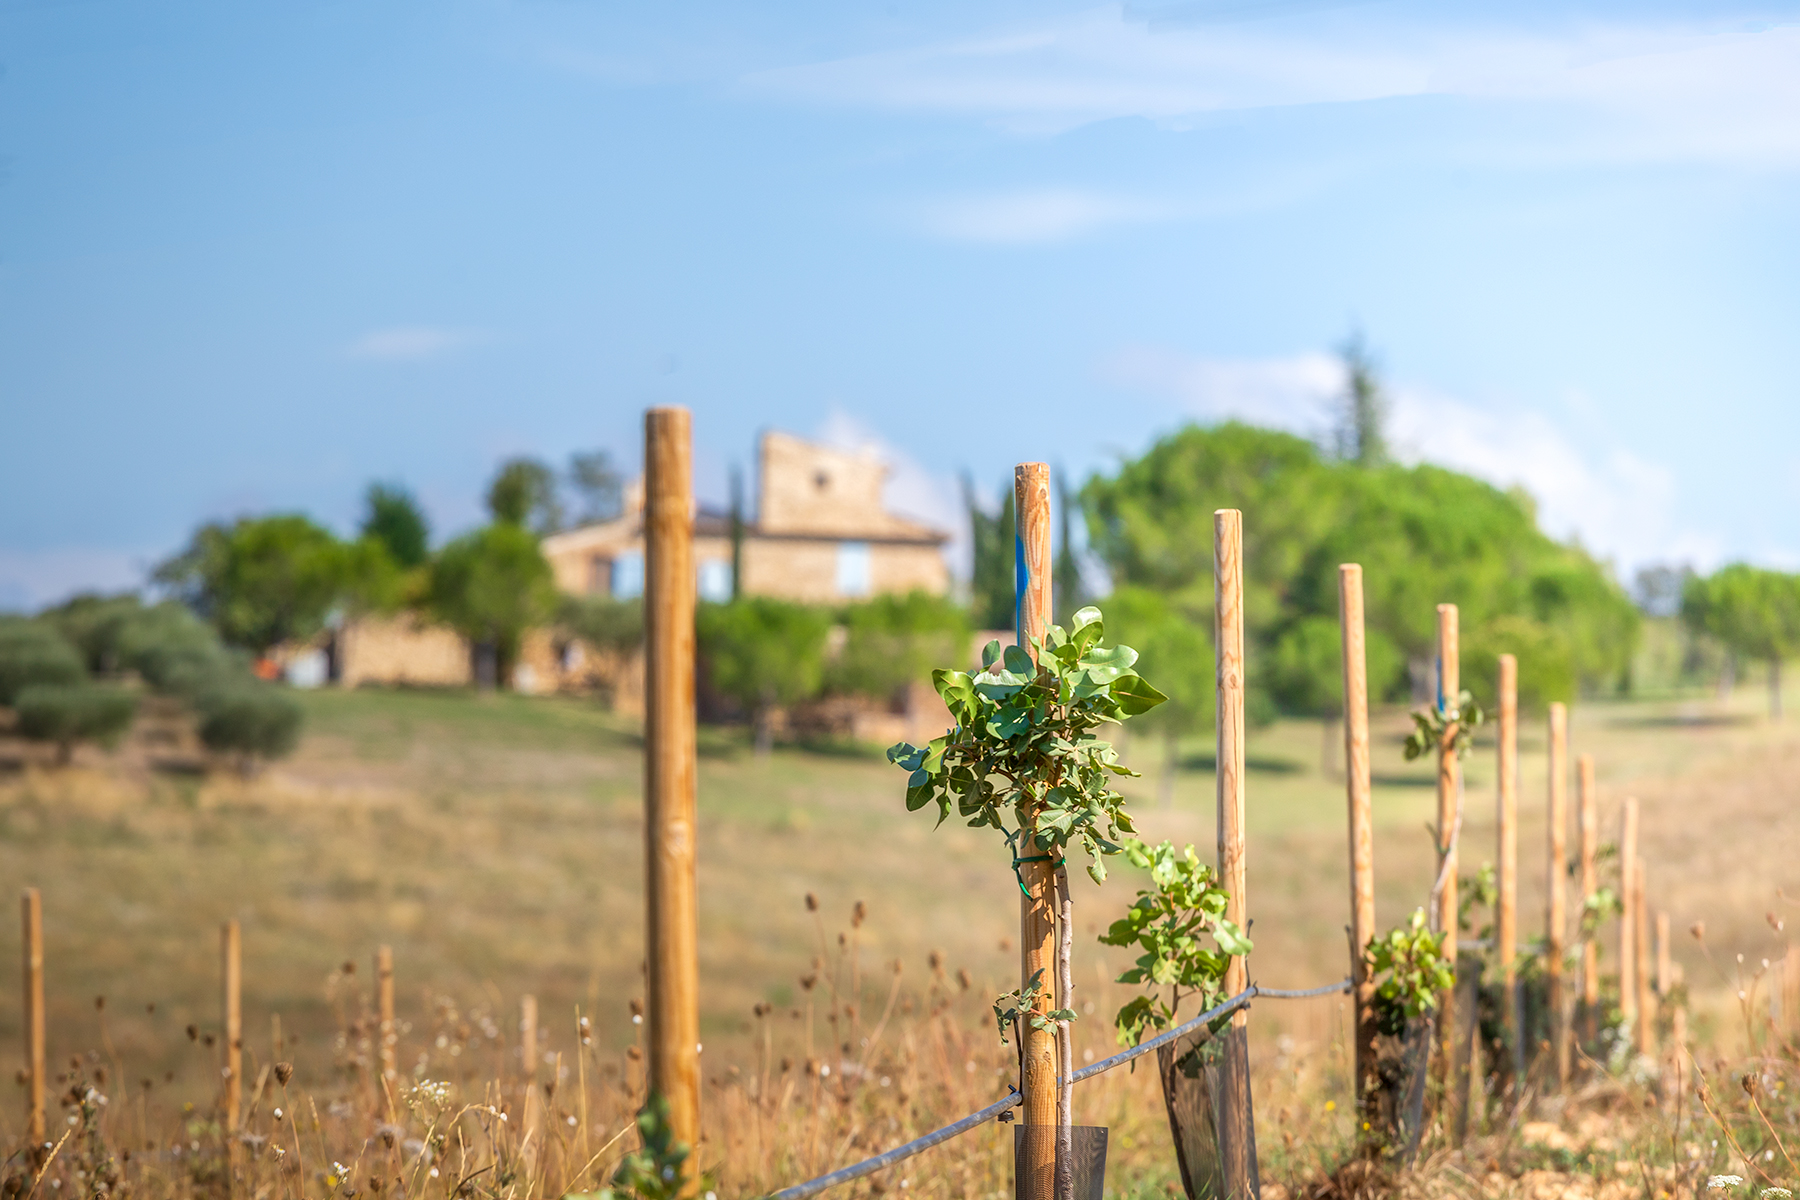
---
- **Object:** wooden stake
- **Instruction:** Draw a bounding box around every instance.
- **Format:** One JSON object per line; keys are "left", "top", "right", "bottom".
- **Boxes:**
{"left": 645, "top": 407, "right": 701, "bottom": 1179}
{"left": 1633, "top": 862, "right": 1652, "bottom": 1055}
{"left": 1619, "top": 797, "right": 1639, "bottom": 1038}
{"left": 376, "top": 945, "right": 396, "bottom": 1104}
{"left": 1655, "top": 911, "right": 1671, "bottom": 1002}
{"left": 1013, "top": 463, "right": 1057, "bottom": 1200}
{"left": 1434, "top": 605, "right": 1460, "bottom": 1071}
{"left": 1578, "top": 756, "right": 1599, "bottom": 1028}
{"left": 1215, "top": 510, "right": 1257, "bottom": 1200}
{"left": 1547, "top": 704, "right": 1569, "bottom": 1087}
{"left": 22, "top": 888, "right": 45, "bottom": 1147}
{"left": 1339, "top": 565, "right": 1378, "bottom": 1133}
{"left": 520, "top": 993, "right": 541, "bottom": 1161}
{"left": 1497, "top": 654, "right": 1519, "bottom": 1082}
{"left": 222, "top": 921, "right": 242, "bottom": 1130}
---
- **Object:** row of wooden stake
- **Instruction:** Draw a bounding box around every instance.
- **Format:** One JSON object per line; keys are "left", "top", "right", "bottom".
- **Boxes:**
{"left": 14, "top": 897, "right": 554, "bottom": 1158}
{"left": 1341, "top": 582, "right": 1682, "bottom": 1139}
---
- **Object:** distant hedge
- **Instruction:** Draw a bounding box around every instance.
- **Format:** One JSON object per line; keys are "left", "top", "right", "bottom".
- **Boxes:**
{"left": 15, "top": 684, "right": 138, "bottom": 764}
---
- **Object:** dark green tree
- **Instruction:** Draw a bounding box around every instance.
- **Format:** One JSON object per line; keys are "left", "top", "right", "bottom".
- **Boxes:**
{"left": 1683, "top": 564, "right": 1800, "bottom": 718}
{"left": 428, "top": 523, "right": 557, "bottom": 690}
{"left": 1336, "top": 331, "right": 1389, "bottom": 467}
{"left": 1101, "top": 586, "right": 1214, "bottom": 808}
{"left": 115, "top": 602, "right": 242, "bottom": 697}
{"left": 0, "top": 618, "right": 87, "bottom": 705}
{"left": 38, "top": 593, "right": 143, "bottom": 675}
{"left": 487, "top": 457, "right": 564, "bottom": 534}
{"left": 569, "top": 450, "right": 625, "bottom": 525}
{"left": 153, "top": 515, "right": 349, "bottom": 654}
{"left": 964, "top": 474, "right": 1015, "bottom": 630}
{"left": 696, "top": 598, "right": 831, "bottom": 756}
{"left": 15, "top": 684, "right": 137, "bottom": 765}
{"left": 361, "top": 483, "right": 431, "bottom": 569}
{"left": 195, "top": 682, "right": 304, "bottom": 772}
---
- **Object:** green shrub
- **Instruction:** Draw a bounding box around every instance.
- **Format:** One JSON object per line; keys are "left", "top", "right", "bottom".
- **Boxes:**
{"left": 195, "top": 684, "right": 303, "bottom": 768}
{"left": 697, "top": 598, "right": 831, "bottom": 755}
{"left": 14, "top": 684, "right": 138, "bottom": 764}
{"left": 556, "top": 594, "right": 644, "bottom": 656}
{"left": 115, "top": 603, "right": 242, "bottom": 696}
{"left": 829, "top": 591, "right": 970, "bottom": 701}
{"left": 38, "top": 593, "right": 144, "bottom": 675}
{"left": 0, "top": 618, "right": 87, "bottom": 705}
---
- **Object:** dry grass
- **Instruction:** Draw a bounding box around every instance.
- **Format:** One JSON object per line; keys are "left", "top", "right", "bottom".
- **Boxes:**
{"left": 2, "top": 678, "right": 1799, "bottom": 1196}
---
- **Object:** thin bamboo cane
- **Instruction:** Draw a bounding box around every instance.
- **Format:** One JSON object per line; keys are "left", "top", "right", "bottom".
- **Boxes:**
{"left": 1012, "top": 462, "right": 1057, "bottom": 1200}
{"left": 1434, "top": 605, "right": 1461, "bottom": 1104}
{"left": 22, "top": 888, "right": 45, "bottom": 1147}
{"left": 1547, "top": 704, "right": 1569, "bottom": 1087}
{"left": 377, "top": 945, "right": 396, "bottom": 1095}
{"left": 645, "top": 407, "right": 701, "bottom": 1189}
{"left": 1339, "top": 565, "right": 1378, "bottom": 1136}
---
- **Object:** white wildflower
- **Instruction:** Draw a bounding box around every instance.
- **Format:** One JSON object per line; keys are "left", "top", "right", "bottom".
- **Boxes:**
{"left": 1709, "top": 1176, "right": 1745, "bottom": 1191}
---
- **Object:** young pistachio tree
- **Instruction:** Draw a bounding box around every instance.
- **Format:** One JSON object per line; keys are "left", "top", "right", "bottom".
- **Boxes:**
{"left": 887, "top": 606, "right": 1165, "bottom": 1135}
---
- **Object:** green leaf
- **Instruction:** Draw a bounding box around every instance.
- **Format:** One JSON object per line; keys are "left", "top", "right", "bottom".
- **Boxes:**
{"left": 1002, "top": 644, "right": 1034, "bottom": 676}
{"left": 1109, "top": 673, "right": 1168, "bottom": 715}
{"left": 981, "top": 640, "right": 1003, "bottom": 670}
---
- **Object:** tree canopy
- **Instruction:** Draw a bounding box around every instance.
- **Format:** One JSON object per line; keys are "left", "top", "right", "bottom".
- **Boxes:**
{"left": 1682, "top": 563, "right": 1800, "bottom": 717}
{"left": 361, "top": 483, "right": 431, "bottom": 569}
{"left": 1083, "top": 422, "right": 1638, "bottom": 714}
{"left": 427, "top": 522, "right": 557, "bottom": 688}
{"left": 153, "top": 514, "right": 350, "bottom": 654}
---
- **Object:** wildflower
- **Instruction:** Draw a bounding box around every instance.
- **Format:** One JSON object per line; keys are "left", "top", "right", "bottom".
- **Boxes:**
{"left": 1324, "top": 1101, "right": 1336, "bottom": 1112}
{"left": 1708, "top": 1176, "right": 1744, "bottom": 1190}
{"left": 1761, "top": 1189, "right": 1792, "bottom": 1199}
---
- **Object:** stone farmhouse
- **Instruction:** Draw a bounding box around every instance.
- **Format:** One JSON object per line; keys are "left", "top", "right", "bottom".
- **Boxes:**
{"left": 291, "top": 431, "right": 953, "bottom": 704}
{"left": 540, "top": 430, "right": 949, "bottom": 605}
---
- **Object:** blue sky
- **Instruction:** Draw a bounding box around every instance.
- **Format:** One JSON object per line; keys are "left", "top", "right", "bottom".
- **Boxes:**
{"left": 4, "top": 0, "right": 1799, "bottom": 608}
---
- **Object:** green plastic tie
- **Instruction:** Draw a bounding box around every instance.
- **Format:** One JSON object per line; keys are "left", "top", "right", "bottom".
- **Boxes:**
{"left": 1010, "top": 853, "right": 1065, "bottom": 896}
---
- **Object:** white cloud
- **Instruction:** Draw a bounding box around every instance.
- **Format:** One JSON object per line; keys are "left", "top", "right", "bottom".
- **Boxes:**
{"left": 912, "top": 188, "right": 1174, "bottom": 243}
{"left": 751, "top": 5, "right": 1800, "bottom": 165}
{"left": 1103, "top": 345, "right": 1703, "bottom": 571}
{"left": 814, "top": 409, "right": 972, "bottom": 577}
{"left": 347, "top": 326, "right": 490, "bottom": 362}
{"left": 0, "top": 548, "right": 147, "bottom": 613}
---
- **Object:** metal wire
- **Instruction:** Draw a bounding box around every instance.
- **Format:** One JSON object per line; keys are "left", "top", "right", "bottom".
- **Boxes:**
{"left": 768, "top": 978, "right": 1351, "bottom": 1200}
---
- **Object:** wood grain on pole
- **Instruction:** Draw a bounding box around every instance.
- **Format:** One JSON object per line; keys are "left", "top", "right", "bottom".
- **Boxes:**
{"left": 1215, "top": 510, "right": 1256, "bottom": 1199}
{"left": 1578, "top": 756, "right": 1599, "bottom": 1020}
{"left": 222, "top": 921, "right": 242, "bottom": 1130}
{"left": 645, "top": 407, "right": 701, "bottom": 1174}
{"left": 1339, "top": 565, "right": 1378, "bottom": 1129}
{"left": 22, "top": 888, "right": 45, "bottom": 1146}
{"left": 1435, "top": 605, "right": 1460, "bottom": 1072}
{"left": 1497, "top": 654, "right": 1519, "bottom": 1072}
{"left": 1013, "top": 463, "right": 1058, "bottom": 1200}
{"left": 377, "top": 945, "right": 396, "bottom": 1088}
{"left": 1619, "top": 797, "right": 1639, "bottom": 1037}
{"left": 1547, "top": 704, "right": 1569, "bottom": 1086}
{"left": 1633, "top": 862, "right": 1652, "bottom": 1055}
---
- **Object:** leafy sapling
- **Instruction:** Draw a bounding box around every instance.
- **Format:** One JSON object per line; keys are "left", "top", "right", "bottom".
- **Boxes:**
{"left": 1365, "top": 908, "right": 1456, "bottom": 1036}
{"left": 1100, "top": 839, "right": 1252, "bottom": 1048}
{"left": 885, "top": 605, "right": 1166, "bottom": 886}
{"left": 1401, "top": 688, "right": 1486, "bottom": 762}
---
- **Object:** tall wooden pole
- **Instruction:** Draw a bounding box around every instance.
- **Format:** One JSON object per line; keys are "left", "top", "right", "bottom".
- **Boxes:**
{"left": 645, "top": 407, "right": 701, "bottom": 1178}
{"left": 1634, "top": 862, "right": 1652, "bottom": 1055}
{"left": 1619, "top": 798, "right": 1639, "bottom": 1037}
{"left": 1216, "top": 510, "right": 1257, "bottom": 1200}
{"left": 1013, "top": 463, "right": 1058, "bottom": 1200}
{"left": 1339, "top": 565, "right": 1378, "bottom": 1136}
{"left": 1547, "top": 704, "right": 1569, "bottom": 1087}
{"left": 376, "top": 944, "right": 396, "bottom": 1114}
{"left": 1497, "top": 654, "right": 1519, "bottom": 1084}
{"left": 22, "top": 888, "right": 45, "bottom": 1147}
{"left": 1434, "top": 605, "right": 1460, "bottom": 1072}
{"left": 222, "top": 921, "right": 242, "bottom": 1131}
{"left": 1578, "top": 756, "right": 1599, "bottom": 1033}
